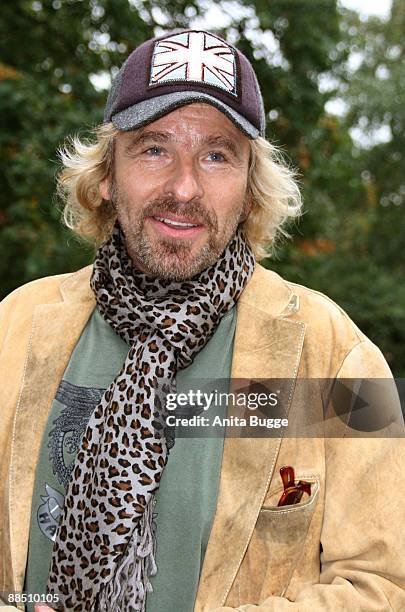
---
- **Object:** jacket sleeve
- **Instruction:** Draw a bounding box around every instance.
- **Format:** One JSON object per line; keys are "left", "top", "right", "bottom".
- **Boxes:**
{"left": 210, "top": 340, "right": 405, "bottom": 611}
{"left": 0, "top": 289, "right": 29, "bottom": 612}
{"left": 0, "top": 286, "right": 49, "bottom": 611}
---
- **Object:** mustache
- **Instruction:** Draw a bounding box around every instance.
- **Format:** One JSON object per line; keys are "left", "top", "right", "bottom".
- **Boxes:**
{"left": 142, "top": 198, "right": 218, "bottom": 232}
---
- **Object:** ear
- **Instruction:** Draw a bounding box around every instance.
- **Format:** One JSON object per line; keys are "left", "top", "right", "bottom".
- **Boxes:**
{"left": 99, "top": 176, "right": 111, "bottom": 201}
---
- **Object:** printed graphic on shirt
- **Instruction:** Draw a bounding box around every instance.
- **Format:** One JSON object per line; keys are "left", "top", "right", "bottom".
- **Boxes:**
{"left": 150, "top": 31, "right": 237, "bottom": 95}
{"left": 37, "top": 483, "right": 64, "bottom": 541}
{"left": 35, "top": 380, "right": 105, "bottom": 541}
{"left": 48, "top": 380, "right": 105, "bottom": 488}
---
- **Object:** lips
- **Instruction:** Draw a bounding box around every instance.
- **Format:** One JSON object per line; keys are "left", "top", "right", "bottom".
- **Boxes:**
{"left": 152, "top": 214, "right": 202, "bottom": 228}
{"left": 148, "top": 215, "right": 205, "bottom": 238}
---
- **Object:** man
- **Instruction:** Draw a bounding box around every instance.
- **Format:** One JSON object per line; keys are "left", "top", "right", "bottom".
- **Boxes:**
{"left": 0, "top": 29, "right": 404, "bottom": 612}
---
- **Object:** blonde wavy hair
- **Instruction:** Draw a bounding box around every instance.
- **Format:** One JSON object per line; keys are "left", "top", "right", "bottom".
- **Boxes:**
{"left": 58, "top": 122, "right": 302, "bottom": 260}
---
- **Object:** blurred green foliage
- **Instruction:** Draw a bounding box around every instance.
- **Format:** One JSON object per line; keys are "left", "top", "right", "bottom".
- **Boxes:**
{"left": 0, "top": 0, "right": 404, "bottom": 374}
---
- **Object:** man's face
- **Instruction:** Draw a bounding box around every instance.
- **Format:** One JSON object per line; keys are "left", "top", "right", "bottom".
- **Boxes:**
{"left": 100, "top": 103, "right": 251, "bottom": 280}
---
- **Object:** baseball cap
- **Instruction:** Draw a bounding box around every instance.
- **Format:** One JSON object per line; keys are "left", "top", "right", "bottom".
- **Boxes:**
{"left": 104, "top": 29, "right": 266, "bottom": 139}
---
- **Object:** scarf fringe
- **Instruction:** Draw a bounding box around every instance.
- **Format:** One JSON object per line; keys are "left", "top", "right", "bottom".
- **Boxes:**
{"left": 95, "top": 500, "right": 157, "bottom": 612}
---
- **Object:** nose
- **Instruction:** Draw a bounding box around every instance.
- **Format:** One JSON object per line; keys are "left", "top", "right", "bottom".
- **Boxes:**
{"left": 164, "top": 158, "right": 204, "bottom": 203}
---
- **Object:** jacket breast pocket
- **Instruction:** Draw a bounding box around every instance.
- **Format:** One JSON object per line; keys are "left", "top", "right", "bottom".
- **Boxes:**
{"left": 237, "top": 477, "right": 320, "bottom": 603}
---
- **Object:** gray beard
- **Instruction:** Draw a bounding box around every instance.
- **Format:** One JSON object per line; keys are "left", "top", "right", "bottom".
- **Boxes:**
{"left": 113, "top": 189, "right": 248, "bottom": 281}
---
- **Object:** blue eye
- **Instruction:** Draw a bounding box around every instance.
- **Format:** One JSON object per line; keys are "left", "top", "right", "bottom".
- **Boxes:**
{"left": 208, "top": 151, "right": 225, "bottom": 162}
{"left": 147, "top": 146, "right": 162, "bottom": 156}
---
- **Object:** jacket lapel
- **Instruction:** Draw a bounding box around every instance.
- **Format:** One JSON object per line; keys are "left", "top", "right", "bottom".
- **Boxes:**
{"left": 9, "top": 269, "right": 95, "bottom": 591}
{"left": 195, "top": 266, "right": 306, "bottom": 611}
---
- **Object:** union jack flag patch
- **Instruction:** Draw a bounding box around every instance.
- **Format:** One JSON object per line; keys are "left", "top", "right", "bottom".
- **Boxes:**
{"left": 149, "top": 31, "right": 237, "bottom": 96}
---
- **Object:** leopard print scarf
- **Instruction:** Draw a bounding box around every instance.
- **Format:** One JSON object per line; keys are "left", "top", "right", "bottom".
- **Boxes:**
{"left": 47, "top": 223, "right": 255, "bottom": 610}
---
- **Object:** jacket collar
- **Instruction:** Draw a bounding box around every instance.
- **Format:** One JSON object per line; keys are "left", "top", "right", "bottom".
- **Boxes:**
{"left": 10, "top": 263, "right": 305, "bottom": 601}
{"left": 59, "top": 265, "right": 95, "bottom": 304}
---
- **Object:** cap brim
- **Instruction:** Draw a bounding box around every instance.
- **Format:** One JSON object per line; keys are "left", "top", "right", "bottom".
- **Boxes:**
{"left": 111, "top": 91, "right": 260, "bottom": 139}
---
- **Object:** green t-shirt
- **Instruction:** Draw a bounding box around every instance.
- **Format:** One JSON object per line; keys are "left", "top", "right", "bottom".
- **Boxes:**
{"left": 24, "top": 304, "right": 236, "bottom": 612}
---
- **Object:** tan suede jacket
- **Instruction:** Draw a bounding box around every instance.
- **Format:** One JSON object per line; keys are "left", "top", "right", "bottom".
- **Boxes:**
{"left": 0, "top": 264, "right": 404, "bottom": 611}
